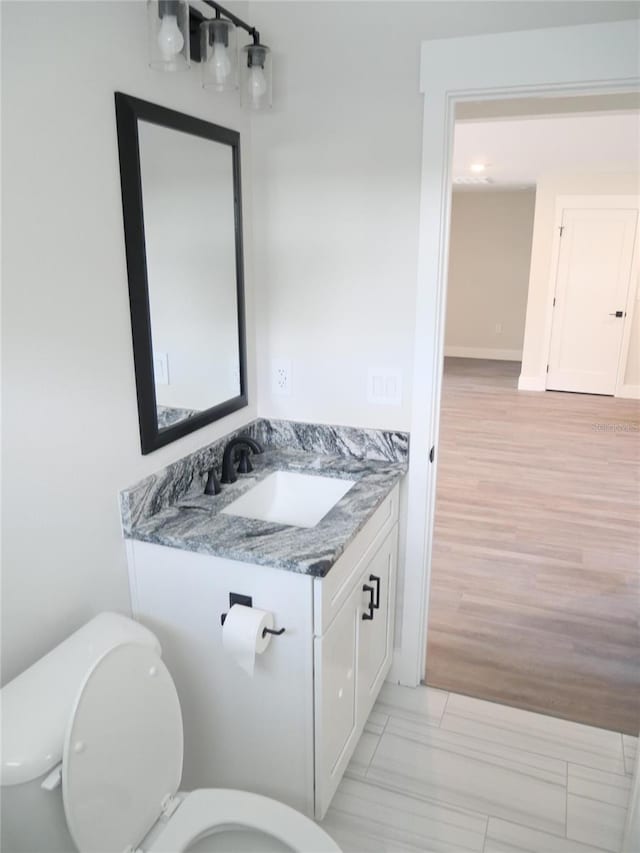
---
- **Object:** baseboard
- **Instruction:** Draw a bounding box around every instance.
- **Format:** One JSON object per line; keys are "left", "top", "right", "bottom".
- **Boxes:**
{"left": 387, "top": 653, "right": 421, "bottom": 688}
{"left": 616, "top": 384, "right": 640, "bottom": 400}
{"left": 518, "top": 374, "right": 546, "bottom": 392}
{"left": 515, "top": 380, "right": 640, "bottom": 397}
{"left": 444, "top": 346, "right": 522, "bottom": 361}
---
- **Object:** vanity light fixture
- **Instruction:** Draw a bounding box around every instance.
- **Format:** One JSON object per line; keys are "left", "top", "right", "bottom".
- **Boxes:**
{"left": 470, "top": 162, "right": 487, "bottom": 173}
{"left": 201, "top": 15, "right": 237, "bottom": 92}
{"left": 240, "top": 43, "right": 272, "bottom": 111}
{"left": 148, "top": 0, "right": 190, "bottom": 71}
{"left": 147, "top": 0, "right": 272, "bottom": 110}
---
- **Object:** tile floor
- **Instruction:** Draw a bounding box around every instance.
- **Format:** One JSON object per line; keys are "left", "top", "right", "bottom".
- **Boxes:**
{"left": 320, "top": 684, "right": 636, "bottom": 853}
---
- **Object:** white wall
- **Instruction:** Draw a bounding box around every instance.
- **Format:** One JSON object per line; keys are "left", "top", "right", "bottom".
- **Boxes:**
{"left": 1, "top": 0, "right": 255, "bottom": 683}
{"left": 519, "top": 172, "right": 640, "bottom": 390}
{"left": 626, "top": 306, "right": 640, "bottom": 387}
{"left": 251, "top": 7, "right": 640, "bottom": 685}
{"left": 445, "top": 190, "right": 535, "bottom": 360}
{"left": 251, "top": 2, "right": 639, "bottom": 431}
{"left": 3, "top": 0, "right": 638, "bottom": 684}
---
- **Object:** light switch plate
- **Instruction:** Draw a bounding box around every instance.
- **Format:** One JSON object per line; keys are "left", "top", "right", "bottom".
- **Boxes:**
{"left": 229, "top": 359, "right": 241, "bottom": 392}
{"left": 367, "top": 368, "right": 402, "bottom": 406}
{"left": 153, "top": 352, "right": 169, "bottom": 386}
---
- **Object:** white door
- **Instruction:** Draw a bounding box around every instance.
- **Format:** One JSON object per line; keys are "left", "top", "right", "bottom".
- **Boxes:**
{"left": 547, "top": 207, "right": 638, "bottom": 395}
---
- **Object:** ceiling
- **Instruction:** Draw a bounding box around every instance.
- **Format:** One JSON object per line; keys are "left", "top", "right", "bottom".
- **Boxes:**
{"left": 452, "top": 104, "right": 640, "bottom": 190}
{"left": 456, "top": 91, "right": 640, "bottom": 121}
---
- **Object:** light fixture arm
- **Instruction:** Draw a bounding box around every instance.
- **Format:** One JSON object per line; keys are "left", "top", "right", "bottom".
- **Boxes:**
{"left": 200, "top": 0, "right": 261, "bottom": 45}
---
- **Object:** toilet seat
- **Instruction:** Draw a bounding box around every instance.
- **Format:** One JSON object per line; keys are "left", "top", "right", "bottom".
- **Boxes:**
{"left": 145, "top": 789, "right": 340, "bottom": 852}
{"left": 62, "top": 643, "right": 339, "bottom": 853}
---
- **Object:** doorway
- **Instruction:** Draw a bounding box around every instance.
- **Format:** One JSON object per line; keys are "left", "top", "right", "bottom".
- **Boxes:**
{"left": 423, "top": 100, "right": 640, "bottom": 735}
{"left": 389, "top": 20, "right": 640, "bottom": 853}
{"left": 393, "top": 24, "right": 640, "bottom": 697}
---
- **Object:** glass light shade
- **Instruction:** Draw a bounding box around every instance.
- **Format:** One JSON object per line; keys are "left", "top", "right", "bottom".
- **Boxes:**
{"left": 240, "top": 44, "right": 272, "bottom": 111}
{"left": 201, "top": 19, "right": 238, "bottom": 92}
{"left": 147, "top": 0, "right": 190, "bottom": 71}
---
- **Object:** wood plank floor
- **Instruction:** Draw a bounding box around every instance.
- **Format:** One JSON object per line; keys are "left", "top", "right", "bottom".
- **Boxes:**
{"left": 425, "top": 358, "right": 640, "bottom": 735}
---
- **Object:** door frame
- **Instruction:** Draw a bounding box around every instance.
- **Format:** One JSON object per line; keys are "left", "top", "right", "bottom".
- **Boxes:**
{"left": 389, "top": 19, "right": 640, "bottom": 688}
{"left": 545, "top": 195, "right": 640, "bottom": 397}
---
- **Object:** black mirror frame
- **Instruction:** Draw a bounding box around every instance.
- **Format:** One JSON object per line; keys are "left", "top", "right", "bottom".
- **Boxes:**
{"left": 114, "top": 92, "right": 248, "bottom": 455}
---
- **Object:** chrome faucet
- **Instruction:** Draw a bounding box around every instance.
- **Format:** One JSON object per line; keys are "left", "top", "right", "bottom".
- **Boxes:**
{"left": 220, "top": 436, "right": 264, "bottom": 484}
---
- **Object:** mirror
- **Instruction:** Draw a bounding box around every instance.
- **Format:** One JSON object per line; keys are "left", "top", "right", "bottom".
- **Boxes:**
{"left": 115, "top": 92, "right": 247, "bottom": 454}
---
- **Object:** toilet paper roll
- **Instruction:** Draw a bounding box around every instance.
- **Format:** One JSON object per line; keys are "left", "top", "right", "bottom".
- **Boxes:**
{"left": 222, "top": 604, "right": 274, "bottom": 676}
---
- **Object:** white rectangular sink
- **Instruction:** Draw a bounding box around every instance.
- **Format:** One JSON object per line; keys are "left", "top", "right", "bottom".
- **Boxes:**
{"left": 221, "top": 470, "right": 355, "bottom": 528}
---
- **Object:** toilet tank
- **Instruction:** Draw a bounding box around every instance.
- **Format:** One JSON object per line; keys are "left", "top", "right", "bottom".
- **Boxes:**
{"left": 1, "top": 612, "right": 161, "bottom": 853}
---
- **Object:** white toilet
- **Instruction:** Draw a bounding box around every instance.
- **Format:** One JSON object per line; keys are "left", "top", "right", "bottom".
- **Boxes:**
{"left": 1, "top": 613, "right": 340, "bottom": 853}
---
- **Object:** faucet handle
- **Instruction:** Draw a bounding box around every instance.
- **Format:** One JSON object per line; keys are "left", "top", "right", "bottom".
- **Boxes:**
{"left": 236, "top": 448, "right": 253, "bottom": 475}
{"left": 204, "top": 468, "right": 221, "bottom": 496}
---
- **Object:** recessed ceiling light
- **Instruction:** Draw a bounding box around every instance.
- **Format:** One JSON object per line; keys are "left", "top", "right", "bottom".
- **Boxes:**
{"left": 453, "top": 176, "right": 492, "bottom": 185}
{"left": 470, "top": 163, "right": 487, "bottom": 173}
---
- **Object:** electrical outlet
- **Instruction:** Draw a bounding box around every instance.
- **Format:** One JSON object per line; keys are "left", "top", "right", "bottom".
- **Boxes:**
{"left": 272, "top": 359, "right": 292, "bottom": 396}
{"left": 495, "top": 322, "right": 503, "bottom": 335}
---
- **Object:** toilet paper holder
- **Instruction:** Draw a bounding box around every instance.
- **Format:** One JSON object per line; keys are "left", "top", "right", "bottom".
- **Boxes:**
{"left": 220, "top": 592, "right": 286, "bottom": 638}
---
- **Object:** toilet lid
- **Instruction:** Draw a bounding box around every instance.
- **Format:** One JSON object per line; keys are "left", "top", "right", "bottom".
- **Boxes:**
{"left": 62, "top": 643, "right": 183, "bottom": 853}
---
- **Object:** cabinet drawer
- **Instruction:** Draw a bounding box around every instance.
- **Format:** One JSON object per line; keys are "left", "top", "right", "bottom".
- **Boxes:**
{"left": 313, "top": 484, "right": 399, "bottom": 636}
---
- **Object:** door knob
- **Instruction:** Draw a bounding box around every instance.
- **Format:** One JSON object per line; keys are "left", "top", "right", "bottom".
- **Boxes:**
{"left": 608, "top": 311, "right": 624, "bottom": 318}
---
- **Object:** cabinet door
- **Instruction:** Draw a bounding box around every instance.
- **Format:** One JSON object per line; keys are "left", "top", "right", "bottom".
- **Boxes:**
{"left": 313, "top": 579, "right": 361, "bottom": 819}
{"left": 357, "top": 525, "right": 398, "bottom": 728}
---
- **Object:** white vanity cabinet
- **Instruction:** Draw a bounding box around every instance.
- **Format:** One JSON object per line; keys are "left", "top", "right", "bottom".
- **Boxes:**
{"left": 126, "top": 483, "right": 399, "bottom": 820}
{"left": 313, "top": 511, "right": 398, "bottom": 816}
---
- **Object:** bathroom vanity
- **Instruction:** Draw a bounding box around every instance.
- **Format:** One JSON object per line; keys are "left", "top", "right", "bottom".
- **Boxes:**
{"left": 122, "top": 420, "right": 406, "bottom": 820}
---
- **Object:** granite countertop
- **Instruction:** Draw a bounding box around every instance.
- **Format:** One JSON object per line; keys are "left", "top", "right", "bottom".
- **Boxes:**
{"left": 126, "top": 448, "right": 405, "bottom": 577}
